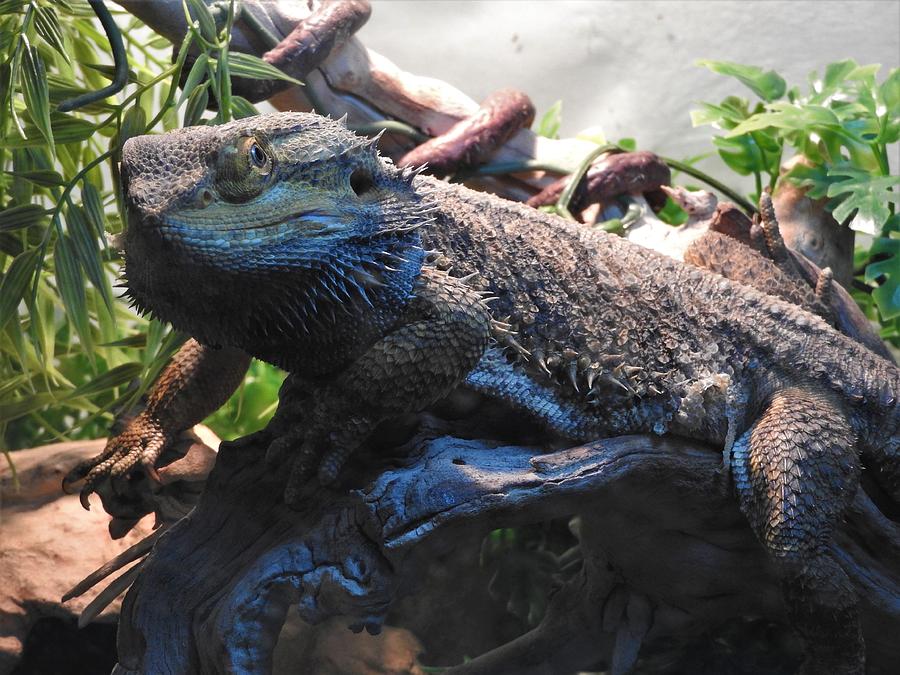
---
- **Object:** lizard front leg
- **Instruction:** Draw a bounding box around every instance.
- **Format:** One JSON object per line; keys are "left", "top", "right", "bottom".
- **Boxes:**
{"left": 63, "top": 338, "right": 251, "bottom": 510}
{"left": 269, "top": 266, "right": 493, "bottom": 501}
{"left": 731, "top": 386, "right": 863, "bottom": 674}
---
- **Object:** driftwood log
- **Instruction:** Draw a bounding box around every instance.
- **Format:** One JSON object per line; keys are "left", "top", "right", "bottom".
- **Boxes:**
{"left": 100, "top": 396, "right": 900, "bottom": 674}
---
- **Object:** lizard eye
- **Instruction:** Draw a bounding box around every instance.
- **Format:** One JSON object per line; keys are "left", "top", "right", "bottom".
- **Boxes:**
{"left": 245, "top": 139, "right": 272, "bottom": 175}
{"left": 215, "top": 136, "right": 273, "bottom": 203}
{"left": 248, "top": 141, "right": 268, "bottom": 169}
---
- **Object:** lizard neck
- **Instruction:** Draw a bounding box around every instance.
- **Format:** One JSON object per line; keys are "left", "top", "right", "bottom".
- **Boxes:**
{"left": 125, "top": 221, "right": 425, "bottom": 376}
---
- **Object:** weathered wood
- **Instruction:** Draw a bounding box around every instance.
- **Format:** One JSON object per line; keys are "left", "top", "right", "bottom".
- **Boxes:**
{"left": 104, "top": 408, "right": 900, "bottom": 674}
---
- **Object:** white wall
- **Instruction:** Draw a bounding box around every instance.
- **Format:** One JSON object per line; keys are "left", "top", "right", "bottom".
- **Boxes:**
{"left": 358, "top": 1, "right": 900, "bottom": 174}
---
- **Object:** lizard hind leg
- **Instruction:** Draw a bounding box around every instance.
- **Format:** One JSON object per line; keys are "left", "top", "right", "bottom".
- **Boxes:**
{"left": 730, "top": 386, "right": 863, "bottom": 675}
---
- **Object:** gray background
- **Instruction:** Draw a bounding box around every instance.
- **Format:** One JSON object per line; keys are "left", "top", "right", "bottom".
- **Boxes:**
{"left": 358, "top": 1, "right": 900, "bottom": 173}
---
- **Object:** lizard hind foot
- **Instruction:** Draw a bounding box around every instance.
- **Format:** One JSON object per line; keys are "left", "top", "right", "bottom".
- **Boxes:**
{"left": 730, "top": 385, "right": 864, "bottom": 674}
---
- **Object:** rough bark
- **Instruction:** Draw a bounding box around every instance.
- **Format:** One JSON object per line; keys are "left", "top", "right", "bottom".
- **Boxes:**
{"left": 96, "top": 404, "right": 900, "bottom": 675}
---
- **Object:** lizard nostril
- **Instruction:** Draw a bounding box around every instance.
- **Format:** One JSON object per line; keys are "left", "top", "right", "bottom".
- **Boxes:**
{"left": 350, "top": 168, "right": 375, "bottom": 198}
{"left": 199, "top": 189, "right": 214, "bottom": 208}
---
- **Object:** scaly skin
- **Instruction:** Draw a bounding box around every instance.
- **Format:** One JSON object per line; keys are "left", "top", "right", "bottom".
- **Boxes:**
{"left": 62, "top": 339, "right": 251, "bottom": 505}
{"left": 65, "top": 113, "right": 899, "bottom": 673}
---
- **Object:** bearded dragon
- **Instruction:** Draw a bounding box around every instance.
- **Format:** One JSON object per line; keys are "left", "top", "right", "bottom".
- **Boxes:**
{"left": 64, "top": 112, "right": 900, "bottom": 674}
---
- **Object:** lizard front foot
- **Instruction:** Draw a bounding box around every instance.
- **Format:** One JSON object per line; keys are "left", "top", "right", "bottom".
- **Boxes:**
{"left": 265, "top": 406, "right": 375, "bottom": 504}
{"left": 63, "top": 413, "right": 168, "bottom": 510}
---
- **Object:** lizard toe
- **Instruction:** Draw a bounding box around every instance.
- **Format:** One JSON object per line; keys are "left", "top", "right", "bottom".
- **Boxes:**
{"left": 317, "top": 444, "right": 352, "bottom": 486}
{"left": 283, "top": 452, "right": 317, "bottom": 505}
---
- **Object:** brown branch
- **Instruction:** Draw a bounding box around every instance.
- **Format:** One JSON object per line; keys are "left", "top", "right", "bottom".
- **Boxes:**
{"left": 526, "top": 151, "right": 671, "bottom": 213}
{"left": 398, "top": 90, "right": 535, "bottom": 178}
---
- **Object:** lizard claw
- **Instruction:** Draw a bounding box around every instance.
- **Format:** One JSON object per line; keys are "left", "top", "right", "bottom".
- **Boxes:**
{"left": 79, "top": 484, "right": 94, "bottom": 511}
{"left": 61, "top": 414, "right": 167, "bottom": 510}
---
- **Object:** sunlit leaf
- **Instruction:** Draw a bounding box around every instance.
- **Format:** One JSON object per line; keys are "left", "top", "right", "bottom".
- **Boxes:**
{"left": 697, "top": 60, "right": 786, "bottom": 102}
{"left": 224, "top": 52, "right": 302, "bottom": 86}
{"left": 69, "top": 362, "right": 143, "bottom": 398}
{"left": 34, "top": 5, "right": 69, "bottom": 63}
{"left": 20, "top": 37, "right": 54, "bottom": 152}
{"left": 826, "top": 168, "right": 900, "bottom": 233}
{"left": 866, "top": 230, "right": 900, "bottom": 319}
{"left": 535, "top": 100, "right": 562, "bottom": 139}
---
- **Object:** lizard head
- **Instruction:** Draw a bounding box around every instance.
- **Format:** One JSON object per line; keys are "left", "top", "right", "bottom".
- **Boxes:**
{"left": 119, "top": 112, "right": 427, "bottom": 373}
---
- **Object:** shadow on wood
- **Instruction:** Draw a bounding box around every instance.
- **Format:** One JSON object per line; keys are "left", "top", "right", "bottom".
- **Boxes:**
{"left": 105, "top": 405, "right": 900, "bottom": 674}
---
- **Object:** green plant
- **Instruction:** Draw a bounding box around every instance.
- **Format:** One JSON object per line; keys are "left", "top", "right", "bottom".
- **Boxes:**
{"left": 694, "top": 59, "right": 900, "bottom": 324}
{"left": 0, "top": 0, "right": 294, "bottom": 461}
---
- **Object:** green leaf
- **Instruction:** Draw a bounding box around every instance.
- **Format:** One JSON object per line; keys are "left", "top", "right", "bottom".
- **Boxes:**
{"left": 821, "top": 59, "right": 858, "bottom": 95}
{"left": 54, "top": 233, "right": 93, "bottom": 355}
{"left": 697, "top": 60, "right": 786, "bottom": 102}
{"left": 881, "top": 68, "right": 900, "bottom": 116}
{"left": 866, "top": 234, "right": 900, "bottom": 319}
{"left": 69, "top": 362, "right": 143, "bottom": 398}
{"left": 33, "top": 5, "right": 69, "bottom": 63}
{"left": 0, "top": 204, "right": 47, "bottom": 232}
{"left": 82, "top": 63, "right": 141, "bottom": 85}
{"left": 726, "top": 102, "right": 841, "bottom": 137}
{"left": 66, "top": 204, "right": 112, "bottom": 311}
{"left": 178, "top": 53, "right": 209, "bottom": 106}
{"left": 186, "top": 0, "right": 218, "bottom": 43}
{"left": 119, "top": 105, "right": 147, "bottom": 147}
{"left": 0, "top": 392, "right": 59, "bottom": 425}
{"left": 0, "top": 0, "right": 26, "bottom": 14}
{"left": 535, "top": 100, "right": 562, "bottom": 139}
{"left": 0, "top": 249, "right": 39, "bottom": 333}
{"left": 656, "top": 197, "right": 688, "bottom": 226}
{"left": 713, "top": 134, "right": 763, "bottom": 176}
{"left": 6, "top": 169, "right": 66, "bottom": 187}
{"left": 4, "top": 113, "right": 100, "bottom": 148}
{"left": 81, "top": 182, "right": 108, "bottom": 241}
{"left": 183, "top": 83, "right": 209, "bottom": 127}
{"left": 224, "top": 52, "right": 302, "bottom": 86}
{"left": 20, "top": 37, "right": 54, "bottom": 152}
{"left": 826, "top": 168, "right": 900, "bottom": 233}
{"left": 690, "top": 97, "right": 752, "bottom": 129}
{"left": 230, "top": 95, "right": 259, "bottom": 119}
{"left": 100, "top": 333, "right": 147, "bottom": 348}
{"left": 785, "top": 162, "right": 835, "bottom": 200}
{"left": 149, "top": 35, "right": 172, "bottom": 50}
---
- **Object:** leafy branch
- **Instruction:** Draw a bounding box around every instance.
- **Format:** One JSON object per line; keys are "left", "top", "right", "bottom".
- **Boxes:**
{"left": 0, "top": 0, "right": 291, "bottom": 455}
{"left": 695, "top": 59, "right": 899, "bottom": 321}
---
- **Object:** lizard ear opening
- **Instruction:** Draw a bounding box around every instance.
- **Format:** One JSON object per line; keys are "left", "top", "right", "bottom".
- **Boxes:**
{"left": 350, "top": 167, "right": 376, "bottom": 198}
